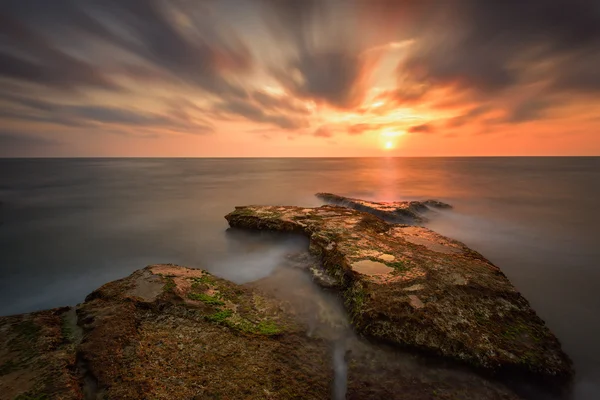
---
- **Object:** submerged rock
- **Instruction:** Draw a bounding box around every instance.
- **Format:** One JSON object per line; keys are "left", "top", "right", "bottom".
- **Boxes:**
{"left": 316, "top": 192, "right": 452, "bottom": 224}
{"left": 225, "top": 204, "right": 573, "bottom": 382}
{"left": 2, "top": 264, "right": 527, "bottom": 399}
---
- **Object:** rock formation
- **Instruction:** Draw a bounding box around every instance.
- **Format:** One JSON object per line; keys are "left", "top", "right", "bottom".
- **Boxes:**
{"left": 1, "top": 264, "right": 523, "bottom": 399}
{"left": 225, "top": 202, "right": 573, "bottom": 382}
{"left": 0, "top": 193, "right": 574, "bottom": 399}
{"left": 315, "top": 192, "right": 452, "bottom": 224}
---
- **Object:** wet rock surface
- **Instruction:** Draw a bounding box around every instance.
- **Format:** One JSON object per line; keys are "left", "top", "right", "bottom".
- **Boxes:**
{"left": 2, "top": 264, "right": 526, "bottom": 399}
{"left": 225, "top": 203, "right": 573, "bottom": 383}
{"left": 316, "top": 192, "right": 452, "bottom": 224}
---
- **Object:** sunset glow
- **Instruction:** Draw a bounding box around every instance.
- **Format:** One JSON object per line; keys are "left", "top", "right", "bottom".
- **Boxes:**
{"left": 0, "top": 1, "right": 599, "bottom": 157}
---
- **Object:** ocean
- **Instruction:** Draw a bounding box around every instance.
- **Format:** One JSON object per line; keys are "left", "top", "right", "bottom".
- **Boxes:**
{"left": 1, "top": 157, "right": 598, "bottom": 399}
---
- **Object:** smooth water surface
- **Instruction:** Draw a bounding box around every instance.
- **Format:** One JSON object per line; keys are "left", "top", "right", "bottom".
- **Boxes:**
{"left": 1, "top": 157, "right": 599, "bottom": 399}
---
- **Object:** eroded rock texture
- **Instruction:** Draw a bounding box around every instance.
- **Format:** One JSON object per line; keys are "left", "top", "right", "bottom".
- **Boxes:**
{"left": 0, "top": 307, "right": 81, "bottom": 399}
{"left": 1, "top": 264, "right": 523, "bottom": 399}
{"left": 225, "top": 204, "right": 573, "bottom": 381}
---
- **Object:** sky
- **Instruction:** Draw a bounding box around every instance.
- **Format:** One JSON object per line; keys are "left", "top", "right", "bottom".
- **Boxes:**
{"left": 1, "top": 0, "right": 599, "bottom": 157}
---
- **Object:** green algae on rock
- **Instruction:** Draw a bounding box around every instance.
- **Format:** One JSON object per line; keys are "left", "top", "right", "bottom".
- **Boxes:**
{"left": 225, "top": 204, "right": 573, "bottom": 381}
{"left": 316, "top": 192, "right": 452, "bottom": 224}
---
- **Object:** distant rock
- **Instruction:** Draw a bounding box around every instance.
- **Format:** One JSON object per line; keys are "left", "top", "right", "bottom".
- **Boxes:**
{"left": 225, "top": 204, "right": 573, "bottom": 382}
{"left": 316, "top": 192, "right": 452, "bottom": 224}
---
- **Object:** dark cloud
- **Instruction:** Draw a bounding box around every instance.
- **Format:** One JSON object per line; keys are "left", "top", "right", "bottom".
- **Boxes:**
{"left": 445, "top": 106, "right": 492, "bottom": 128}
{"left": 0, "top": 11, "right": 117, "bottom": 91}
{"left": 0, "top": 131, "right": 61, "bottom": 157}
{"left": 274, "top": 52, "right": 377, "bottom": 109}
{"left": 395, "top": 0, "right": 600, "bottom": 108}
{"left": 0, "top": 0, "right": 251, "bottom": 97}
{"left": 0, "top": 131, "right": 60, "bottom": 146}
{"left": 262, "top": 0, "right": 379, "bottom": 109}
{"left": 507, "top": 99, "right": 554, "bottom": 123}
{"left": 0, "top": 93, "right": 213, "bottom": 134}
{"left": 408, "top": 124, "right": 435, "bottom": 134}
{"left": 215, "top": 100, "right": 307, "bottom": 130}
{"left": 551, "top": 52, "right": 600, "bottom": 93}
{"left": 60, "top": 106, "right": 171, "bottom": 126}
{"left": 252, "top": 91, "right": 311, "bottom": 115}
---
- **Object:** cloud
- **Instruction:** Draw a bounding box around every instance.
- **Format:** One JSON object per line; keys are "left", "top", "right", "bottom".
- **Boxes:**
{"left": 550, "top": 52, "right": 600, "bottom": 94}
{"left": 0, "top": 11, "right": 117, "bottom": 91}
{"left": 0, "top": 0, "right": 251, "bottom": 97}
{"left": 251, "top": 91, "right": 311, "bottom": 115}
{"left": 387, "top": 0, "right": 600, "bottom": 131}
{"left": 445, "top": 106, "right": 492, "bottom": 128}
{"left": 215, "top": 99, "right": 307, "bottom": 130}
{"left": 507, "top": 99, "right": 554, "bottom": 123}
{"left": 0, "top": 131, "right": 60, "bottom": 146}
{"left": 313, "top": 126, "right": 333, "bottom": 138}
{"left": 0, "top": 0, "right": 598, "bottom": 154}
{"left": 261, "top": 0, "right": 380, "bottom": 109}
{"left": 0, "top": 93, "right": 213, "bottom": 134}
{"left": 0, "top": 130, "right": 61, "bottom": 156}
{"left": 408, "top": 124, "right": 435, "bottom": 134}
{"left": 397, "top": 1, "right": 600, "bottom": 94}
{"left": 347, "top": 123, "right": 384, "bottom": 135}
{"left": 273, "top": 52, "right": 379, "bottom": 109}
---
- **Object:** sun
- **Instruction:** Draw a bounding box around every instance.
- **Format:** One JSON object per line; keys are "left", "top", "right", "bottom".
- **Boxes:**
{"left": 380, "top": 129, "right": 404, "bottom": 150}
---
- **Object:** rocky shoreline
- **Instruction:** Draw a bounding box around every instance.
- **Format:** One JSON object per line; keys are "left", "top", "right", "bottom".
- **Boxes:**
{"left": 0, "top": 194, "right": 573, "bottom": 399}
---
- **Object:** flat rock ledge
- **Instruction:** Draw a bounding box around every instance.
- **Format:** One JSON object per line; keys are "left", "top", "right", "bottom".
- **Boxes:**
{"left": 225, "top": 204, "right": 573, "bottom": 382}
{"left": 1, "top": 264, "right": 523, "bottom": 400}
{"left": 316, "top": 192, "right": 452, "bottom": 224}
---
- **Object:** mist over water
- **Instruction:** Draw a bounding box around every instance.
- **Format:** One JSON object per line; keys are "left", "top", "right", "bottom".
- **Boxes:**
{"left": 1, "top": 157, "right": 599, "bottom": 399}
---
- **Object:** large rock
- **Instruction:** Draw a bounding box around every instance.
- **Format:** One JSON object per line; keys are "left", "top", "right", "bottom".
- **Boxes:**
{"left": 316, "top": 192, "right": 452, "bottom": 224}
{"left": 2, "top": 264, "right": 525, "bottom": 399}
{"left": 225, "top": 204, "right": 573, "bottom": 382}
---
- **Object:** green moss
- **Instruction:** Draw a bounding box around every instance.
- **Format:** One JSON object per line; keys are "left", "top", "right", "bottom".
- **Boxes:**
{"left": 206, "top": 307, "right": 282, "bottom": 336}
{"left": 206, "top": 309, "right": 233, "bottom": 322}
{"left": 362, "top": 256, "right": 408, "bottom": 272}
{"left": 256, "top": 321, "right": 281, "bottom": 335}
{"left": 225, "top": 318, "right": 254, "bottom": 333}
{"left": 386, "top": 260, "right": 408, "bottom": 271}
{"left": 224, "top": 318, "right": 282, "bottom": 336}
{"left": 163, "top": 277, "right": 176, "bottom": 293}
{"left": 344, "top": 283, "right": 367, "bottom": 324}
{"left": 187, "top": 292, "right": 225, "bottom": 306}
{"left": 191, "top": 275, "right": 214, "bottom": 286}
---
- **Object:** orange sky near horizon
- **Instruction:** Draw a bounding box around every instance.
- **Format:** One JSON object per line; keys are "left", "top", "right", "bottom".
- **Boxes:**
{"left": 1, "top": 0, "right": 599, "bottom": 157}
